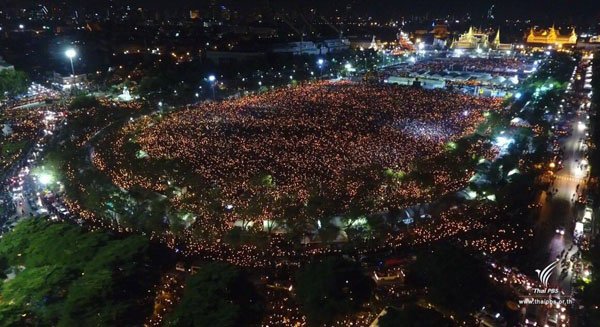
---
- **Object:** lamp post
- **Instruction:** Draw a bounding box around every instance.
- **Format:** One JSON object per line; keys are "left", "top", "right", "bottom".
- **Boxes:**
{"left": 344, "top": 62, "right": 353, "bottom": 77}
{"left": 65, "top": 48, "right": 77, "bottom": 76}
{"left": 317, "top": 58, "right": 324, "bottom": 78}
{"left": 208, "top": 75, "right": 216, "bottom": 100}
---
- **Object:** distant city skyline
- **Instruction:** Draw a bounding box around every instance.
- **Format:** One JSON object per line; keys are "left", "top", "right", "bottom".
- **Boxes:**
{"left": 3, "top": 0, "right": 600, "bottom": 23}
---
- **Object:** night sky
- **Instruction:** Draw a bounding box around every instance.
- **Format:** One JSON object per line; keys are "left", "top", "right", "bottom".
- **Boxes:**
{"left": 6, "top": 0, "right": 600, "bottom": 23}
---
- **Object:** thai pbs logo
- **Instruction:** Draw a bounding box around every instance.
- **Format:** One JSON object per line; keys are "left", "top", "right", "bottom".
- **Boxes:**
{"left": 530, "top": 259, "right": 561, "bottom": 297}
{"left": 535, "top": 259, "right": 559, "bottom": 289}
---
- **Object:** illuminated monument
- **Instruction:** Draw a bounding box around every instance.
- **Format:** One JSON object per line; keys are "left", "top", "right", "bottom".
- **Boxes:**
{"left": 450, "top": 27, "right": 490, "bottom": 50}
{"left": 491, "top": 29, "right": 514, "bottom": 51}
{"left": 526, "top": 26, "right": 577, "bottom": 46}
{"left": 390, "top": 31, "right": 415, "bottom": 55}
{"left": 450, "top": 27, "right": 512, "bottom": 52}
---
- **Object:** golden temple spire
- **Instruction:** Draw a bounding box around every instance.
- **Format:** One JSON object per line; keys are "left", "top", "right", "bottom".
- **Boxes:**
{"left": 493, "top": 28, "right": 500, "bottom": 45}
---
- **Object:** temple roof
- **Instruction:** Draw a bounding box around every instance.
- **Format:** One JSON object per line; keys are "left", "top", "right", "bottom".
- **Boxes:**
{"left": 493, "top": 29, "right": 500, "bottom": 44}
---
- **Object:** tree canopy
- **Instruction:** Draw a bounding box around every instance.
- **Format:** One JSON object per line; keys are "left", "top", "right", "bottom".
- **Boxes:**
{"left": 166, "top": 262, "right": 264, "bottom": 327}
{"left": 69, "top": 94, "right": 99, "bottom": 110}
{"left": 0, "top": 69, "right": 28, "bottom": 100}
{"left": 294, "top": 256, "right": 375, "bottom": 325}
{"left": 406, "top": 244, "right": 494, "bottom": 317}
{"left": 0, "top": 219, "right": 163, "bottom": 326}
{"left": 377, "top": 305, "right": 452, "bottom": 327}
{"left": 578, "top": 235, "right": 600, "bottom": 325}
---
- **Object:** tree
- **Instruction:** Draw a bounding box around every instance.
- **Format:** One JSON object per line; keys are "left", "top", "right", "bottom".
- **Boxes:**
{"left": 0, "top": 255, "right": 8, "bottom": 279}
{"left": 0, "top": 69, "right": 28, "bottom": 100}
{"left": 166, "top": 262, "right": 264, "bottom": 327}
{"left": 69, "top": 95, "right": 99, "bottom": 110}
{"left": 406, "top": 244, "right": 494, "bottom": 317}
{"left": 578, "top": 235, "right": 600, "bottom": 325}
{"left": 0, "top": 219, "right": 165, "bottom": 326}
{"left": 138, "top": 74, "right": 174, "bottom": 98}
{"left": 378, "top": 305, "right": 452, "bottom": 327}
{"left": 294, "top": 256, "right": 375, "bottom": 325}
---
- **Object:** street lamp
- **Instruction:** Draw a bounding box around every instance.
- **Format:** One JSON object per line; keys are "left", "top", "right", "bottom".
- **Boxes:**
{"left": 344, "top": 63, "right": 354, "bottom": 77}
{"left": 207, "top": 75, "right": 216, "bottom": 100}
{"left": 65, "top": 48, "right": 77, "bottom": 76}
{"left": 317, "top": 58, "right": 325, "bottom": 78}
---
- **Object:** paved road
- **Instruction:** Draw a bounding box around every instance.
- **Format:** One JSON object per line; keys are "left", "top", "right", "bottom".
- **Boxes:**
{"left": 3, "top": 108, "right": 63, "bottom": 231}
{"left": 535, "top": 64, "right": 590, "bottom": 297}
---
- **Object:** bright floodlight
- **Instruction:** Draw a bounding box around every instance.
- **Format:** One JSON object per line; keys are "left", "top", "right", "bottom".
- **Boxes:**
{"left": 208, "top": 75, "right": 216, "bottom": 82}
{"left": 493, "top": 136, "right": 514, "bottom": 154}
{"left": 38, "top": 173, "right": 53, "bottom": 185}
{"left": 494, "top": 136, "right": 513, "bottom": 147}
{"left": 344, "top": 63, "right": 352, "bottom": 70}
{"left": 65, "top": 48, "right": 77, "bottom": 59}
{"left": 317, "top": 58, "right": 324, "bottom": 66}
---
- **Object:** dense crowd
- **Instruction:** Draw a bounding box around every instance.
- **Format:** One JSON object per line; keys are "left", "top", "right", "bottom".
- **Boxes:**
{"left": 94, "top": 82, "right": 503, "bottom": 230}
{"left": 408, "top": 57, "right": 530, "bottom": 74}
{"left": 0, "top": 107, "right": 44, "bottom": 170}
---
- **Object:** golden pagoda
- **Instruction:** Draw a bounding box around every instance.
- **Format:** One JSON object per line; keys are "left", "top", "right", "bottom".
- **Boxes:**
{"left": 493, "top": 29, "right": 501, "bottom": 47}
{"left": 526, "top": 26, "right": 577, "bottom": 46}
{"left": 492, "top": 29, "right": 514, "bottom": 51}
{"left": 451, "top": 26, "right": 490, "bottom": 49}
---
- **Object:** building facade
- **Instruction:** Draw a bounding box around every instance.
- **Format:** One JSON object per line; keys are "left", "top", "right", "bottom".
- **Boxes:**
{"left": 526, "top": 26, "right": 577, "bottom": 46}
{"left": 451, "top": 27, "right": 490, "bottom": 50}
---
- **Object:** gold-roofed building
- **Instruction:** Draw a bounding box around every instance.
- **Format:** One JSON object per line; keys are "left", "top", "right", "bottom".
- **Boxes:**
{"left": 526, "top": 26, "right": 577, "bottom": 46}
{"left": 491, "top": 29, "right": 514, "bottom": 51}
{"left": 450, "top": 26, "right": 490, "bottom": 49}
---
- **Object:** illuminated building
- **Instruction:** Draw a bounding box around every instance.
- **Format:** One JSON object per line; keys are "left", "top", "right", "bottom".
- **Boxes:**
{"left": 51, "top": 72, "right": 88, "bottom": 90}
{"left": 189, "top": 10, "right": 200, "bottom": 20}
{"left": 432, "top": 22, "right": 449, "bottom": 40}
{"left": 369, "top": 36, "right": 378, "bottom": 50}
{"left": 526, "top": 26, "right": 577, "bottom": 46}
{"left": 450, "top": 27, "right": 490, "bottom": 50}
{"left": 589, "top": 35, "right": 600, "bottom": 43}
{"left": 491, "top": 29, "right": 514, "bottom": 51}
{"left": 391, "top": 31, "right": 415, "bottom": 55}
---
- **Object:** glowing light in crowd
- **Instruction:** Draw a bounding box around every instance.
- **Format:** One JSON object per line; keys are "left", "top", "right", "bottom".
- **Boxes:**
{"left": 38, "top": 173, "right": 54, "bottom": 185}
